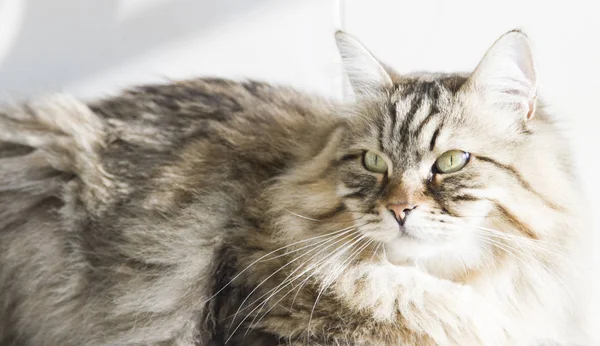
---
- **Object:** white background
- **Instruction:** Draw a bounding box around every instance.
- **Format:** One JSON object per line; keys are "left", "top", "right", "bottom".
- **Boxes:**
{"left": 0, "top": 0, "right": 598, "bottom": 341}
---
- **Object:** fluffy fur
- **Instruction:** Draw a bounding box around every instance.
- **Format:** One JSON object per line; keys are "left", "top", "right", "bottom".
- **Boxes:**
{"left": 0, "top": 31, "right": 589, "bottom": 345}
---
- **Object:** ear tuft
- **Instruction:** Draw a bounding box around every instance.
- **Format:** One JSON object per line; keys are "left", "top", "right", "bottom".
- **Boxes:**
{"left": 335, "top": 31, "right": 393, "bottom": 97}
{"left": 466, "top": 30, "right": 538, "bottom": 120}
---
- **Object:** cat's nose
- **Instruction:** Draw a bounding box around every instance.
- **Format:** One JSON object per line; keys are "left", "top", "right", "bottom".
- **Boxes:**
{"left": 387, "top": 203, "right": 417, "bottom": 225}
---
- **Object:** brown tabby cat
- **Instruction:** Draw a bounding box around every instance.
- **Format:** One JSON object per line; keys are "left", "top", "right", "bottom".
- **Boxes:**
{"left": 0, "top": 30, "right": 589, "bottom": 345}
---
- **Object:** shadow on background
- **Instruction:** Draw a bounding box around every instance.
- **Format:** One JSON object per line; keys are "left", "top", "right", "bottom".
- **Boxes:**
{"left": 0, "top": 0, "right": 269, "bottom": 95}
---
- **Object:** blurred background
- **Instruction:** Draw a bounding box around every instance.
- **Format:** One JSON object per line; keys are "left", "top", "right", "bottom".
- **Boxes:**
{"left": 0, "top": 0, "right": 598, "bottom": 340}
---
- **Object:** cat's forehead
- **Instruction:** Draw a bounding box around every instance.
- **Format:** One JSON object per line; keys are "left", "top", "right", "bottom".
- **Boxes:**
{"left": 345, "top": 73, "right": 482, "bottom": 170}
{"left": 389, "top": 78, "right": 466, "bottom": 153}
{"left": 389, "top": 73, "right": 468, "bottom": 96}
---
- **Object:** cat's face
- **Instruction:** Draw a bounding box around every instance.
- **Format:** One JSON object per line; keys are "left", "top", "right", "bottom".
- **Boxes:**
{"left": 328, "top": 31, "right": 566, "bottom": 275}
{"left": 337, "top": 77, "right": 520, "bottom": 271}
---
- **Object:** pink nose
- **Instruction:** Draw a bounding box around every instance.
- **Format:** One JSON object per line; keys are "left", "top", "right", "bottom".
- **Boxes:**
{"left": 387, "top": 203, "right": 417, "bottom": 225}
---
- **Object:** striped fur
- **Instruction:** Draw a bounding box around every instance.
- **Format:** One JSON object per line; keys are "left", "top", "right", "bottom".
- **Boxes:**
{"left": 0, "top": 31, "right": 589, "bottom": 346}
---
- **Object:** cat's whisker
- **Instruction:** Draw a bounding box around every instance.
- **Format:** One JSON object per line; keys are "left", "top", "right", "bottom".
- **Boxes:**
{"left": 381, "top": 243, "right": 389, "bottom": 262}
{"left": 283, "top": 208, "right": 323, "bottom": 222}
{"left": 230, "top": 223, "right": 373, "bottom": 341}
{"left": 248, "top": 232, "right": 368, "bottom": 333}
{"left": 440, "top": 222, "right": 567, "bottom": 259}
{"left": 283, "top": 207, "right": 367, "bottom": 224}
{"left": 471, "top": 224, "right": 564, "bottom": 247}
{"left": 287, "top": 232, "right": 366, "bottom": 312}
{"left": 441, "top": 222, "right": 555, "bottom": 259}
{"left": 205, "top": 224, "right": 359, "bottom": 305}
{"left": 306, "top": 238, "right": 374, "bottom": 341}
{"left": 263, "top": 225, "right": 359, "bottom": 262}
{"left": 286, "top": 232, "right": 365, "bottom": 312}
{"left": 227, "top": 227, "right": 361, "bottom": 334}
{"left": 474, "top": 236, "right": 538, "bottom": 273}
{"left": 308, "top": 237, "right": 374, "bottom": 333}
{"left": 458, "top": 255, "right": 468, "bottom": 275}
{"left": 241, "top": 226, "right": 369, "bottom": 315}
{"left": 369, "top": 242, "right": 382, "bottom": 263}
{"left": 468, "top": 226, "right": 570, "bottom": 261}
{"left": 484, "top": 234, "right": 575, "bottom": 299}
{"left": 247, "top": 284, "right": 303, "bottom": 335}
{"left": 223, "top": 232, "right": 358, "bottom": 327}
{"left": 240, "top": 230, "right": 363, "bottom": 330}
{"left": 246, "top": 235, "right": 371, "bottom": 339}
{"left": 473, "top": 236, "right": 557, "bottom": 294}
{"left": 437, "top": 222, "right": 575, "bottom": 290}
{"left": 470, "top": 235, "right": 533, "bottom": 269}
{"left": 470, "top": 232, "right": 574, "bottom": 299}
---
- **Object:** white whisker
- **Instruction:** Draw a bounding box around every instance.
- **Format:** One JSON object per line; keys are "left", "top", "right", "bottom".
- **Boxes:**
{"left": 468, "top": 230, "right": 574, "bottom": 299}
{"left": 308, "top": 236, "right": 373, "bottom": 332}
{"left": 228, "top": 228, "right": 359, "bottom": 335}
{"left": 248, "top": 232, "right": 366, "bottom": 332}
{"left": 205, "top": 225, "right": 357, "bottom": 305}
{"left": 242, "top": 230, "right": 363, "bottom": 332}
{"left": 369, "top": 242, "right": 382, "bottom": 263}
{"left": 283, "top": 208, "right": 322, "bottom": 222}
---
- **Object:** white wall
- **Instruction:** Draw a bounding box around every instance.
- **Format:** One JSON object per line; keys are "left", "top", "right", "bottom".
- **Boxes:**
{"left": 0, "top": 0, "right": 598, "bottom": 341}
{"left": 0, "top": 0, "right": 343, "bottom": 100}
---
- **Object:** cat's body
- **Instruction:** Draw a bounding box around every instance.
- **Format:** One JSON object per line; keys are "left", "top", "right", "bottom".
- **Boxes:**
{"left": 0, "top": 31, "right": 590, "bottom": 345}
{"left": 0, "top": 79, "right": 334, "bottom": 345}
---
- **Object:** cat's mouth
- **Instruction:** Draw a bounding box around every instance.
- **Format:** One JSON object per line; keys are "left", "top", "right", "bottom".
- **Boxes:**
{"left": 397, "top": 225, "right": 426, "bottom": 242}
{"left": 391, "top": 219, "right": 449, "bottom": 245}
{"left": 385, "top": 209, "right": 425, "bottom": 241}
{"left": 395, "top": 223, "right": 417, "bottom": 239}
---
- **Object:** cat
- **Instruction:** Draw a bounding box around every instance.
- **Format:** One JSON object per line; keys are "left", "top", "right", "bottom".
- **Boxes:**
{"left": 0, "top": 29, "right": 590, "bottom": 345}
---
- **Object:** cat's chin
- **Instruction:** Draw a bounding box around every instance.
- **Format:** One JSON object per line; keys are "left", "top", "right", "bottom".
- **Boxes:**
{"left": 382, "top": 235, "right": 443, "bottom": 265}
{"left": 380, "top": 225, "right": 487, "bottom": 278}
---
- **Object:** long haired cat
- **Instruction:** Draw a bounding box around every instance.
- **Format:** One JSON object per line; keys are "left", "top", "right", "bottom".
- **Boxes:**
{"left": 0, "top": 30, "right": 589, "bottom": 345}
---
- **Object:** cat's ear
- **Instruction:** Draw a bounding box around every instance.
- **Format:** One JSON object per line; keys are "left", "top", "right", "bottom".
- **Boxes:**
{"left": 465, "top": 30, "right": 537, "bottom": 120}
{"left": 335, "top": 31, "right": 393, "bottom": 97}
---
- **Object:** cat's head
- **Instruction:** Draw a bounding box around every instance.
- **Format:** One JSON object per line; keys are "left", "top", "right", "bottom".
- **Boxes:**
{"left": 271, "top": 30, "right": 576, "bottom": 278}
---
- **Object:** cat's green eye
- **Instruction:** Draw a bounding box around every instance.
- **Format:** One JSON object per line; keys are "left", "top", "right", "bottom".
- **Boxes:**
{"left": 435, "top": 150, "right": 470, "bottom": 174}
{"left": 363, "top": 151, "right": 388, "bottom": 173}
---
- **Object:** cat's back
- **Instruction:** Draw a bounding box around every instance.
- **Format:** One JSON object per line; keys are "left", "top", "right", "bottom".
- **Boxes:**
{"left": 0, "top": 78, "right": 337, "bottom": 345}
{"left": 91, "top": 78, "right": 338, "bottom": 191}
{"left": 1, "top": 78, "right": 338, "bottom": 214}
